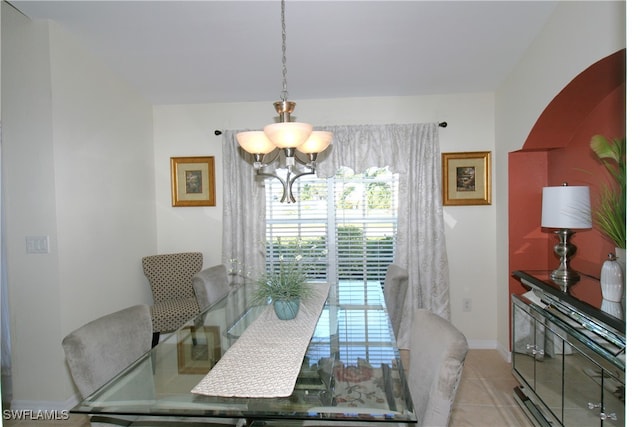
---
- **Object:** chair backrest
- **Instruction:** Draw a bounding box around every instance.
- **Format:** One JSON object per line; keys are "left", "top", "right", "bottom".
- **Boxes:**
{"left": 192, "top": 264, "right": 231, "bottom": 310}
{"left": 142, "top": 252, "right": 203, "bottom": 303}
{"left": 383, "top": 263, "right": 409, "bottom": 339}
{"left": 62, "top": 304, "right": 153, "bottom": 398}
{"left": 409, "top": 309, "right": 468, "bottom": 427}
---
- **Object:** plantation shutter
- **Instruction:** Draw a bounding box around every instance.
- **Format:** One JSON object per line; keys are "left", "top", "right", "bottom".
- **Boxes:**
{"left": 265, "top": 177, "right": 330, "bottom": 280}
{"left": 333, "top": 168, "right": 398, "bottom": 285}
{"left": 265, "top": 167, "right": 398, "bottom": 286}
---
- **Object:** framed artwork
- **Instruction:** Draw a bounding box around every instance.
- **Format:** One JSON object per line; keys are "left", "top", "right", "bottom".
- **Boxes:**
{"left": 442, "top": 151, "right": 491, "bottom": 206}
{"left": 170, "top": 156, "right": 216, "bottom": 207}
{"left": 177, "top": 326, "right": 221, "bottom": 374}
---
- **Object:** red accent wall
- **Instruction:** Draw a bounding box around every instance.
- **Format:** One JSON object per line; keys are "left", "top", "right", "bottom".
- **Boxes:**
{"left": 508, "top": 50, "right": 626, "bottom": 339}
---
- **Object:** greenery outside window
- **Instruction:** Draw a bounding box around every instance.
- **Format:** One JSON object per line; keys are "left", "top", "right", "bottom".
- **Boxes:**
{"left": 265, "top": 167, "right": 399, "bottom": 286}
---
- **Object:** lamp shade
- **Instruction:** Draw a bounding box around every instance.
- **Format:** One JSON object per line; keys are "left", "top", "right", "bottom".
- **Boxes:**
{"left": 264, "top": 122, "right": 313, "bottom": 148}
{"left": 297, "top": 131, "right": 333, "bottom": 154}
{"left": 236, "top": 131, "right": 277, "bottom": 154}
{"left": 541, "top": 185, "right": 592, "bottom": 229}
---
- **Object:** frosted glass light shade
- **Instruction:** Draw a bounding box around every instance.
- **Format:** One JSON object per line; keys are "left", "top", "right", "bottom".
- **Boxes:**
{"left": 297, "top": 131, "right": 333, "bottom": 154}
{"left": 237, "top": 131, "right": 277, "bottom": 154}
{"left": 541, "top": 185, "right": 592, "bottom": 229}
{"left": 264, "top": 122, "right": 313, "bottom": 148}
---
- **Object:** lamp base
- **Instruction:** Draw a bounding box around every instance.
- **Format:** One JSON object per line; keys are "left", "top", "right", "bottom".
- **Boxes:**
{"left": 550, "top": 228, "right": 581, "bottom": 291}
{"left": 550, "top": 268, "right": 581, "bottom": 291}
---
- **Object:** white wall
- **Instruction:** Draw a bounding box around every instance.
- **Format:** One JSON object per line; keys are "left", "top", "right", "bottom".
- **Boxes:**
{"left": 495, "top": 1, "right": 626, "bottom": 353}
{"left": 0, "top": 0, "right": 628, "bottom": 409}
{"left": 154, "top": 92, "right": 498, "bottom": 347}
{"left": 2, "top": 4, "right": 156, "bottom": 406}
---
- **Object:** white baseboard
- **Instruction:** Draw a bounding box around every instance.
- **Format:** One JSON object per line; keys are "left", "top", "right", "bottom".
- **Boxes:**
{"left": 9, "top": 394, "right": 78, "bottom": 411}
{"left": 496, "top": 341, "right": 512, "bottom": 363}
{"left": 466, "top": 339, "right": 496, "bottom": 349}
{"left": 467, "top": 339, "right": 512, "bottom": 363}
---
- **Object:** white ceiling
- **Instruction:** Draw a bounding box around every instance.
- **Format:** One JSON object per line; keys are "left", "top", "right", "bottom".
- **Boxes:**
{"left": 9, "top": 1, "right": 559, "bottom": 105}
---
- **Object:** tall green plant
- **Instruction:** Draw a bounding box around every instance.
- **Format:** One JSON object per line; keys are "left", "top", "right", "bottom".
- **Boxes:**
{"left": 252, "top": 239, "right": 313, "bottom": 305}
{"left": 252, "top": 258, "right": 312, "bottom": 303}
{"left": 590, "top": 135, "right": 626, "bottom": 249}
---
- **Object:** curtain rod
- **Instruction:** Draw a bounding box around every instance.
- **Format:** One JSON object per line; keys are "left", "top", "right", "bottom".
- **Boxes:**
{"left": 213, "top": 121, "right": 447, "bottom": 136}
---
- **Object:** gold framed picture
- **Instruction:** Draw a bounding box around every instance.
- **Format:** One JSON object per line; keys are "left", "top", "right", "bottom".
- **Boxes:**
{"left": 177, "top": 326, "right": 221, "bottom": 374}
{"left": 442, "top": 151, "right": 491, "bottom": 206}
{"left": 170, "top": 156, "right": 216, "bottom": 207}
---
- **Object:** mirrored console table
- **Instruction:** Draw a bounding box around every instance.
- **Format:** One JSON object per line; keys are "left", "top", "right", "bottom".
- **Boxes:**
{"left": 511, "top": 270, "right": 625, "bottom": 426}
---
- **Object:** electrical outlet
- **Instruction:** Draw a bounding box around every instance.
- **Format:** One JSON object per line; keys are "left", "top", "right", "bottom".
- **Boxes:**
{"left": 462, "top": 298, "right": 472, "bottom": 312}
{"left": 26, "top": 235, "right": 49, "bottom": 254}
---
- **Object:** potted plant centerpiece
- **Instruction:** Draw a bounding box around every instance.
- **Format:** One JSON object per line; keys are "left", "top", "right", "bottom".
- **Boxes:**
{"left": 590, "top": 135, "right": 626, "bottom": 257}
{"left": 252, "top": 253, "right": 313, "bottom": 320}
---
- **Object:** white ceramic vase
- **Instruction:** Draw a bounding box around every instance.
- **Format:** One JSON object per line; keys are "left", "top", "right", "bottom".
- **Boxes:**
{"left": 600, "top": 253, "right": 624, "bottom": 302}
{"left": 600, "top": 300, "right": 624, "bottom": 320}
{"left": 615, "top": 247, "right": 626, "bottom": 278}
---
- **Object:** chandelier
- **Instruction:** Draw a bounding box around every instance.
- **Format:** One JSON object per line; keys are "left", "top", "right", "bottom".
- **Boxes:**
{"left": 236, "top": 0, "right": 333, "bottom": 203}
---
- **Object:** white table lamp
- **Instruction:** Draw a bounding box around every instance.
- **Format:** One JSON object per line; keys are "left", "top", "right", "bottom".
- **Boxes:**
{"left": 541, "top": 183, "right": 592, "bottom": 289}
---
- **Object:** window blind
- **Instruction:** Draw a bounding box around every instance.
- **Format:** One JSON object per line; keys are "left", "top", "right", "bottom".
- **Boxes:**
{"left": 265, "top": 167, "right": 398, "bottom": 285}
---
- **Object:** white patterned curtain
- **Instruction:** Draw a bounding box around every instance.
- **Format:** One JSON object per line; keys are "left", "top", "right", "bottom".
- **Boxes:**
{"left": 222, "top": 123, "right": 450, "bottom": 349}
{"left": 222, "top": 131, "right": 267, "bottom": 281}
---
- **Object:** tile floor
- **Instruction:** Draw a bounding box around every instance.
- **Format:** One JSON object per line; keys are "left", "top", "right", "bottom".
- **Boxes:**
{"left": 3, "top": 350, "right": 532, "bottom": 426}
{"left": 449, "top": 349, "right": 532, "bottom": 426}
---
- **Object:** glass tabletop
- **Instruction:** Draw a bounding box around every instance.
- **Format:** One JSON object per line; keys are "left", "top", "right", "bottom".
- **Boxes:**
{"left": 72, "top": 281, "right": 417, "bottom": 424}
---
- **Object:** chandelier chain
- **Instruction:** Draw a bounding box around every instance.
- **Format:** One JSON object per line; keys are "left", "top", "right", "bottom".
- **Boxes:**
{"left": 235, "top": 0, "right": 333, "bottom": 204}
{"left": 280, "top": 0, "right": 288, "bottom": 101}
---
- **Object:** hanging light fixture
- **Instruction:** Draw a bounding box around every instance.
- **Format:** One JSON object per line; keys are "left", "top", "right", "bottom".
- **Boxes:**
{"left": 235, "top": 0, "right": 333, "bottom": 203}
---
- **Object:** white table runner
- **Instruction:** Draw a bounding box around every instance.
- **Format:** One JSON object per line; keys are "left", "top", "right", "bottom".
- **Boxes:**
{"left": 191, "top": 282, "right": 330, "bottom": 398}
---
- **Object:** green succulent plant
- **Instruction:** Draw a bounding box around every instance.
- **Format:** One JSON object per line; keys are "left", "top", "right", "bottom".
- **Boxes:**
{"left": 590, "top": 135, "right": 626, "bottom": 249}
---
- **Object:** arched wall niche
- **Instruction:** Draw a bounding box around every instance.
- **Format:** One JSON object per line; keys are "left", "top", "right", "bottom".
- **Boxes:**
{"left": 508, "top": 49, "right": 625, "bottom": 303}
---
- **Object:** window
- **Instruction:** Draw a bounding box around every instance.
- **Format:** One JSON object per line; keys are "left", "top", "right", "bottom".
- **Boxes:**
{"left": 265, "top": 167, "right": 398, "bottom": 286}
{"left": 266, "top": 167, "right": 399, "bottom": 365}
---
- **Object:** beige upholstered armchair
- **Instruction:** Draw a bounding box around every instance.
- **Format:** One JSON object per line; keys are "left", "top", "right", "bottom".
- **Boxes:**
{"left": 142, "top": 252, "right": 203, "bottom": 346}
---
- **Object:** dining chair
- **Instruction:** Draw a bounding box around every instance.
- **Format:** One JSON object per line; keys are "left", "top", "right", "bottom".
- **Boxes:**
{"left": 408, "top": 309, "right": 469, "bottom": 427}
{"left": 62, "top": 304, "right": 154, "bottom": 427}
{"left": 293, "top": 309, "right": 468, "bottom": 427}
{"left": 192, "top": 264, "right": 231, "bottom": 311}
{"left": 383, "top": 263, "right": 409, "bottom": 339}
{"left": 62, "top": 304, "right": 245, "bottom": 427}
{"left": 142, "top": 252, "right": 203, "bottom": 346}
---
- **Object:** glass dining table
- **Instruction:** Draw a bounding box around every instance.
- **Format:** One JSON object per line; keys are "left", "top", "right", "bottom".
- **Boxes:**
{"left": 72, "top": 280, "right": 417, "bottom": 425}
